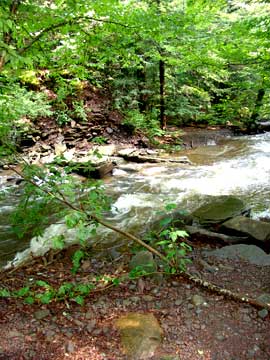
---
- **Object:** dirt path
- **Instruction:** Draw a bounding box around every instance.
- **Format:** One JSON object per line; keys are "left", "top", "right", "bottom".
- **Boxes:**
{"left": 0, "top": 244, "right": 269, "bottom": 360}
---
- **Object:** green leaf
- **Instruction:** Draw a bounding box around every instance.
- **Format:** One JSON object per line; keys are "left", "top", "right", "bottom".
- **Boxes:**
{"left": 36, "top": 280, "right": 51, "bottom": 289}
{"left": 74, "top": 283, "right": 92, "bottom": 295}
{"left": 72, "top": 295, "right": 84, "bottom": 305}
{"left": 159, "top": 217, "right": 173, "bottom": 227}
{"left": 112, "top": 278, "right": 120, "bottom": 286}
{"left": 24, "top": 296, "right": 35, "bottom": 304}
{"left": 65, "top": 211, "right": 84, "bottom": 228}
{"left": 0, "top": 288, "right": 11, "bottom": 297}
{"left": 51, "top": 234, "right": 65, "bottom": 250}
{"left": 165, "top": 203, "right": 177, "bottom": 211}
{"left": 71, "top": 249, "right": 85, "bottom": 273}
{"left": 36, "top": 291, "right": 54, "bottom": 304}
{"left": 16, "top": 286, "right": 30, "bottom": 297}
{"left": 57, "top": 283, "right": 74, "bottom": 296}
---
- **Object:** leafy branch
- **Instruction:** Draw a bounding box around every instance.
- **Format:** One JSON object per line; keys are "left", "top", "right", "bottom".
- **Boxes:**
{"left": 9, "top": 165, "right": 170, "bottom": 265}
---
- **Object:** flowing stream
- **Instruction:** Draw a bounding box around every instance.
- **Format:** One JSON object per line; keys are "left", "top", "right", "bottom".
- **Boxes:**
{"left": 1, "top": 132, "right": 270, "bottom": 268}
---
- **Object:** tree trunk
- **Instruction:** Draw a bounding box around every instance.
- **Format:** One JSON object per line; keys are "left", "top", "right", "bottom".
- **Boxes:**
{"left": 250, "top": 88, "right": 265, "bottom": 122}
{"left": 159, "top": 59, "right": 166, "bottom": 129}
{"left": 137, "top": 67, "right": 148, "bottom": 113}
{"left": 0, "top": 1, "right": 21, "bottom": 72}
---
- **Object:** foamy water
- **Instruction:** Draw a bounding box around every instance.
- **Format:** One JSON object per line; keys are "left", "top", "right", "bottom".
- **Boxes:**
{"left": 2, "top": 132, "right": 270, "bottom": 267}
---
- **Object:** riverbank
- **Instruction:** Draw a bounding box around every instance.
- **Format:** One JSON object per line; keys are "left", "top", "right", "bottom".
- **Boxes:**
{"left": 1, "top": 239, "right": 270, "bottom": 360}
{"left": 1, "top": 130, "right": 270, "bottom": 359}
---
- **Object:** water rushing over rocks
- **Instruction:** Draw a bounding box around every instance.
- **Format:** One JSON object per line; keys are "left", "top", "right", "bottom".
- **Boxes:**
{"left": 1, "top": 132, "right": 270, "bottom": 268}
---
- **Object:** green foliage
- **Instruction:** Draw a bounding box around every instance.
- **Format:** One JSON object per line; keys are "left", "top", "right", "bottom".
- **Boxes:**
{"left": 157, "top": 228, "right": 192, "bottom": 272}
{"left": 71, "top": 249, "right": 85, "bottom": 274}
{"left": 143, "top": 203, "right": 192, "bottom": 273}
{"left": 129, "top": 265, "right": 156, "bottom": 279}
{"left": 122, "top": 109, "right": 164, "bottom": 138}
{"left": 10, "top": 163, "right": 111, "bottom": 243}
{"left": 0, "top": 83, "right": 52, "bottom": 153}
{"left": 0, "top": 0, "right": 269, "bottom": 129}
{"left": 91, "top": 136, "right": 107, "bottom": 145}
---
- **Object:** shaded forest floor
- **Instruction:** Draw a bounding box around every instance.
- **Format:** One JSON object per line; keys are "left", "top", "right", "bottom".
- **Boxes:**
{"left": 0, "top": 239, "right": 270, "bottom": 360}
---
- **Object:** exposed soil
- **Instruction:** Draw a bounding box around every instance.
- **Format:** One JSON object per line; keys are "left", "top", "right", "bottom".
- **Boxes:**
{"left": 0, "top": 240, "right": 269, "bottom": 360}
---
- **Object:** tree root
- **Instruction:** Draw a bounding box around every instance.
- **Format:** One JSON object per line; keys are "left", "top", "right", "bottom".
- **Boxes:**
{"left": 182, "top": 271, "right": 270, "bottom": 311}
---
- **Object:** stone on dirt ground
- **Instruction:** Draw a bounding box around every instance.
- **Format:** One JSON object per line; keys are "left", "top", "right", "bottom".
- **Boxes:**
{"left": 115, "top": 312, "right": 163, "bottom": 360}
{"left": 203, "top": 244, "right": 270, "bottom": 266}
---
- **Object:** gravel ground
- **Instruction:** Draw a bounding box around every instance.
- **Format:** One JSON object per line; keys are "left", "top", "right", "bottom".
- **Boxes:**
{"left": 0, "top": 245, "right": 269, "bottom": 360}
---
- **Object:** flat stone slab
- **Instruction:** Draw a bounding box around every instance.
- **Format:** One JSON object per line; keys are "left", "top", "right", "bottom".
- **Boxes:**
{"left": 115, "top": 313, "right": 163, "bottom": 359}
{"left": 221, "top": 216, "right": 270, "bottom": 250}
{"left": 118, "top": 148, "right": 191, "bottom": 164}
{"left": 203, "top": 244, "right": 270, "bottom": 266}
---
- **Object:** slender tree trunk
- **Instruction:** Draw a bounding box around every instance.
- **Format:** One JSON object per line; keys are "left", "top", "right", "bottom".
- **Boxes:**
{"left": 137, "top": 67, "right": 147, "bottom": 113}
{"left": 156, "top": 0, "right": 166, "bottom": 129}
{"left": 251, "top": 88, "right": 265, "bottom": 122}
{"left": 159, "top": 58, "right": 166, "bottom": 129}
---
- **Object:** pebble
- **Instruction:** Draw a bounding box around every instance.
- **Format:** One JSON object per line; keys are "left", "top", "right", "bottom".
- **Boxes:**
{"left": 151, "top": 288, "right": 160, "bottom": 295}
{"left": 8, "top": 330, "right": 23, "bottom": 338}
{"left": 65, "top": 341, "right": 75, "bottom": 353}
{"left": 34, "top": 309, "right": 51, "bottom": 320}
{"left": 247, "top": 345, "right": 260, "bottom": 358}
{"left": 44, "top": 329, "right": 56, "bottom": 341}
{"left": 257, "top": 293, "right": 270, "bottom": 305}
{"left": 191, "top": 295, "right": 206, "bottom": 307}
{"left": 130, "top": 296, "right": 140, "bottom": 303}
{"left": 122, "top": 299, "right": 132, "bottom": 306}
{"left": 242, "top": 314, "right": 251, "bottom": 322}
{"left": 174, "top": 299, "right": 182, "bottom": 306}
{"left": 195, "top": 308, "right": 202, "bottom": 315}
{"left": 85, "top": 311, "right": 94, "bottom": 320}
{"left": 73, "top": 319, "right": 84, "bottom": 327}
{"left": 86, "top": 319, "right": 97, "bottom": 333}
{"left": 155, "top": 301, "right": 162, "bottom": 309}
{"left": 142, "top": 295, "right": 154, "bottom": 302}
{"left": 258, "top": 309, "right": 268, "bottom": 319}
{"left": 215, "top": 333, "right": 226, "bottom": 342}
{"left": 62, "top": 330, "right": 73, "bottom": 338}
{"left": 93, "top": 328, "right": 102, "bottom": 336}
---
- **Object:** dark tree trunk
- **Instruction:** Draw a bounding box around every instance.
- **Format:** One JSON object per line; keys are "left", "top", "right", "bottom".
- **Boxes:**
{"left": 159, "top": 59, "right": 166, "bottom": 129}
{"left": 251, "top": 88, "right": 265, "bottom": 122}
{"left": 155, "top": 0, "right": 166, "bottom": 129}
{"left": 137, "top": 67, "right": 147, "bottom": 113}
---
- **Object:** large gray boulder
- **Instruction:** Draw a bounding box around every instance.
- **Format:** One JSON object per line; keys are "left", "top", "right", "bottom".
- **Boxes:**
{"left": 191, "top": 196, "right": 249, "bottom": 227}
{"left": 221, "top": 216, "right": 270, "bottom": 251}
{"left": 203, "top": 244, "right": 270, "bottom": 266}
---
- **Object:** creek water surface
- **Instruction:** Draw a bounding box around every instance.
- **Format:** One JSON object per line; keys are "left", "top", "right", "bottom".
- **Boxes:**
{"left": 1, "top": 132, "right": 270, "bottom": 268}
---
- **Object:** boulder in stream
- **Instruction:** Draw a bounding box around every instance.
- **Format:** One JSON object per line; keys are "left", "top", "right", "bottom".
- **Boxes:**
{"left": 69, "top": 160, "right": 114, "bottom": 179}
{"left": 191, "top": 196, "right": 249, "bottom": 227}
